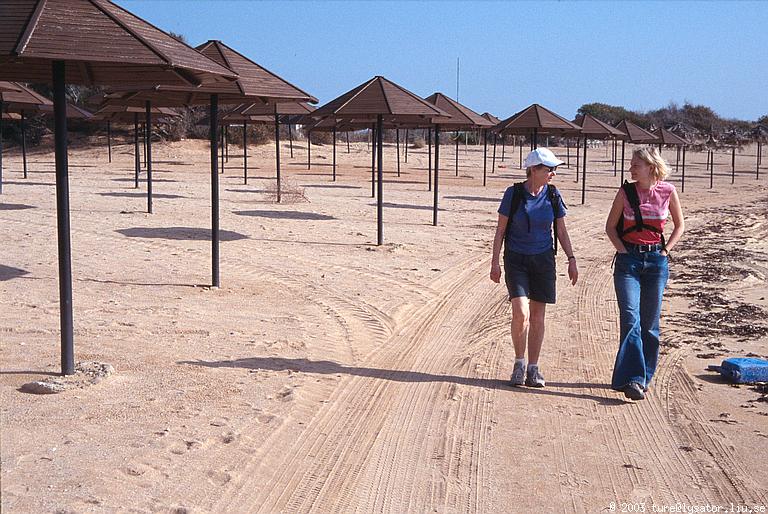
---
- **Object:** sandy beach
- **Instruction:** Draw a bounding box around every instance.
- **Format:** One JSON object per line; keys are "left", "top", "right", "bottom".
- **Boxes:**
{"left": 1, "top": 133, "right": 767, "bottom": 512}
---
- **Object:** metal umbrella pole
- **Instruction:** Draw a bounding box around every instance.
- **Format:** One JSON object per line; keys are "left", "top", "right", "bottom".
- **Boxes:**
{"left": 274, "top": 107, "right": 281, "bottom": 203}
{"left": 376, "top": 114, "right": 384, "bottom": 246}
{"left": 581, "top": 136, "right": 587, "bottom": 204}
{"left": 145, "top": 100, "right": 153, "bottom": 214}
{"left": 575, "top": 138, "right": 580, "bottom": 182}
{"left": 134, "top": 113, "right": 140, "bottom": 188}
{"left": 21, "top": 110, "right": 28, "bottom": 178}
{"left": 433, "top": 125, "right": 441, "bottom": 226}
{"left": 731, "top": 147, "right": 736, "bottom": 184}
{"left": 0, "top": 99, "right": 4, "bottom": 193}
{"left": 53, "top": 60, "right": 74, "bottom": 375}
{"left": 371, "top": 124, "right": 376, "bottom": 198}
{"left": 491, "top": 132, "right": 497, "bottom": 174}
{"left": 220, "top": 123, "right": 225, "bottom": 174}
{"left": 620, "top": 140, "right": 626, "bottom": 184}
{"left": 332, "top": 125, "right": 337, "bottom": 182}
{"left": 454, "top": 130, "right": 459, "bottom": 176}
{"left": 307, "top": 130, "right": 311, "bottom": 170}
{"left": 483, "top": 129, "right": 488, "bottom": 187}
{"left": 346, "top": 130, "right": 350, "bottom": 154}
{"left": 210, "top": 94, "right": 220, "bottom": 288}
{"left": 288, "top": 121, "right": 293, "bottom": 158}
{"left": 243, "top": 120, "right": 248, "bottom": 185}
{"left": 396, "top": 128, "right": 401, "bottom": 177}
{"left": 427, "top": 127, "right": 432, "bottom": 192}
{"left": 681, "top": 145, "right": 686, "bottom": 193}
{"left": 107, "top": 120, "right": 112, "bottom": 163}
{"left": 404, "top": 129, "right": 409, "bottom": 162}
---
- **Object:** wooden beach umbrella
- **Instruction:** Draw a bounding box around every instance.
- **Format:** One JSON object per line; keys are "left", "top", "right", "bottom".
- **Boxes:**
{"left": 495, "top": 104, "right": 581, "bottom": 151}
{"left": 0, "top": 0, "right": 238, "bottom": 376}
{"left": 105, "top": 39, "right": 316, "bottom": 214}
{"left": 423, "top": 93, "right": 494, "bottom": 180}
{"left": 614, "top": 120, "right": 657, "bottom": 183}
{"left": 572, "top": 114, "right": 624, "bottom": 204}
{"left": 309, "top": 76, "right": 450, "bottom": 244}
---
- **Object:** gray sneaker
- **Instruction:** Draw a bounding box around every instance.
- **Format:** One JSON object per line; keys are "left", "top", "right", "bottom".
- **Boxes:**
{"left": 510, "top": 361, "right": 525, "bottom": 386}
{"left": 525, "top": 365, "right": 546, "bottom": 387}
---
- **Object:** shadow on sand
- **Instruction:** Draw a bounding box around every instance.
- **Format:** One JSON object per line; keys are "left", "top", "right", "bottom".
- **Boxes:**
{"left": 116, "top": 227, "right": 248, "bottom": 241}
{"left": 0, "top": 264, "right": 30, "bottom": 281}
{"left": 181, "top": 357, "right": 624, "bottom": 405}
{"left": 233, "top": 210, "right": 335, "bottom": 221}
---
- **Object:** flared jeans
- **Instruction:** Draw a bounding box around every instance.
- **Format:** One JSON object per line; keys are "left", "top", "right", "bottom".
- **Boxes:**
{"left": 611, "top": 250, "right": 669, "bottom": 390}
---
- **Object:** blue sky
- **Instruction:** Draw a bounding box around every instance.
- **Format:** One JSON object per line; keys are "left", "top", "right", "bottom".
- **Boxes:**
{"left": 121, "top": 1, "right": 767, "bottom": 122}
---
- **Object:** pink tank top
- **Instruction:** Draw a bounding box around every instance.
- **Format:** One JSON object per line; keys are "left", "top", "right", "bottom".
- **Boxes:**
{"left": 620, "top": 181, "right": 675, "bottom": 245}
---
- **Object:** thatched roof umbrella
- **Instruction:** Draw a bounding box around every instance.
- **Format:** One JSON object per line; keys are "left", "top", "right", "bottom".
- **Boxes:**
{"left": 614, "top": 120, "right": 657, "bottom": 183}
{"left": 721, "top": 128, "right": 749, "bottom": 184}
{"left": 495, "top": 103, "right": 581, "bottom": 149}
{"left": 0, "top": 0, "right": 238, "bottom": 375}
{"left": 572, "top": 114, "right": 625, "bottom": 204}
{"left": 423, "top": 93, "right": 494, "bottom": 182}
{"left": 309, "top": 76, "right": 450, "bottom": 244}
{"left": 651, "top": 128, "right": 690, "bottom": 190}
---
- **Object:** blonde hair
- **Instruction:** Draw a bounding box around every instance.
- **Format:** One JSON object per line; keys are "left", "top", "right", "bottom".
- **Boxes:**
{"left": 633, "top": 147, "right": 670, "bottom": 180}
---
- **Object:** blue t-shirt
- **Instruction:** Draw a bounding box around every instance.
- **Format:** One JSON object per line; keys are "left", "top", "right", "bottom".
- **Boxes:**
{"left": 497, "top": 184, "right": 567, "bottom": 255}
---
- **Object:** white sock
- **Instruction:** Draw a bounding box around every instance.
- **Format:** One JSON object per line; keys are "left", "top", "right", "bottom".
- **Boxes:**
{"left": 527, "top": 362, "right": 538, "bottom": 370}
{"left": 515, "top": 358, "right": 525, "bottom": 367}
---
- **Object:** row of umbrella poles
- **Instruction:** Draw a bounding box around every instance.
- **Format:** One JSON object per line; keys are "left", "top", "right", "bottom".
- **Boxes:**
{"left": 1, "top": 0, "right": 317, "bottom": 375}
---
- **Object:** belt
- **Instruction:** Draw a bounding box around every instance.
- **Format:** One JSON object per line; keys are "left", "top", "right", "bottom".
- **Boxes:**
{"left": 625, "top": 242, "right": 664, "bottom": 253}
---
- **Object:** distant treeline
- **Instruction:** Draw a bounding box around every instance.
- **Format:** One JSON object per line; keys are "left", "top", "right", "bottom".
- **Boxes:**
{"left": 577, "top": 102, "right": 767, "bottom": 134}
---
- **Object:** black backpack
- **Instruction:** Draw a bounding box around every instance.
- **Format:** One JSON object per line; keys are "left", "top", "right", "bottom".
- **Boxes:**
{"left": 504, "top": 182, "right": 564, "bottom": 254}
{"left": 616, "top": 181, "right": 666, "bottom": 247}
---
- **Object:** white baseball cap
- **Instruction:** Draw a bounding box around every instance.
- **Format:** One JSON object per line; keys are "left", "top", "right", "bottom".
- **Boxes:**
{"left": 523, "top": 147, "right": 564, "bottom": 169}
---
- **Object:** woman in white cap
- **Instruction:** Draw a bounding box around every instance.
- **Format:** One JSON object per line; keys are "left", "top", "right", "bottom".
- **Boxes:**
{"left": 490, "top": 147, "right": 578, "bottom": 387}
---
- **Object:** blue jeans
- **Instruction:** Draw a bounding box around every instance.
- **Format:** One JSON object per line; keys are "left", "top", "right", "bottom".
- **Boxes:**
{"left": 611, "top": 249, "right": 669, "bottom": 390}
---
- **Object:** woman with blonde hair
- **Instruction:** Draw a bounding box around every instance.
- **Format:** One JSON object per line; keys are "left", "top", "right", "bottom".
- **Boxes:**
{"left": 605, "top": 147, "right": 685, "bottom": 400}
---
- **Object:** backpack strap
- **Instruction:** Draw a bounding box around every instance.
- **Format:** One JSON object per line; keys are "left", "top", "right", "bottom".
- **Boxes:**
{"left": 547, "top": 185, "right": 563, "bottom": 255}
{"left": 503, "top": 183, "right": 526, "bottom": 252}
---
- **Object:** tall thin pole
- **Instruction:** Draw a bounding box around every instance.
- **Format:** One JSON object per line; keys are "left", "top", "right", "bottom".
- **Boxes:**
{"left": 581, "top": 136, "right": 587, "bottom": 205}
{"left": 53, "top": 60, "right": 74, "bottom": 375}
{"left": 134, "top": 113, "right": 140, "bottom": 188}
{"left": 433, "top": 125, "right": 440, "bottom": 226}
{"left": 210, "top": 94, "right": 220, "bottom": 288}
{"left": 0, "top": 99, "right": 4, "bottom": 193}
{"left": 404, "top": 129, "right": 409, "bottom": 162}
{"left": 519, "top": 135, "right": 523, "bottom": 169}
{"left": 731, "top": 146, "right": 736, "bottom": 184}
{"left": 371, "top": 125, "right": 376, "bottom": 198}
{"left": 145, "top": 101, "right": 153, "bottom": 214}
{"left": 620, "top": 140, "right": 626, "bottom": 184}
{"left": 332, "top": 125, "right": 337, "bottom": 182}
{"left": 376, "top": 114, "right": 384, "bottom": 246}
{"left": 483, "top": 129, "right": 488, "bottom": 187}
{"left": 225, "top": 124, "right": 229, "bottom": 162}
{"left": 220, "top": 124, "right": 225, "bottom": 174}
{"left": 501, "top": 134, "right": 506, "bottom": 161}
{"left": 21, "top": 110, "right": 28, "bottom": 178}
{"left": 396, "top": 128, "right": 401, "bottom": 177}
{"left": 243, "top": 121, "right": 248, "bottom": 185}
{"left": 427, "top": 127, "right": 432, "bottom": 192}
{"left": 709, "top": 150, "right": 714, "bottom": 189}
{"left": 143, "top": 122, "right": 147, "bottom": 168}
{"left": 346, "top": 131, "right": 350, "bottom": 153}
{"left": 454, "top": 131, "right": 459, "bottom": 176}
{"left": 491, "top": 132, "right": 497, "bottom": 174}
{"left": 613, "top": 139, "right": 617, "bottom": 176}
{"left": 681, "top": 145, "right": 686, "bottom": 193}
{"left": 274, "top": 107, "right": 281, "bottom": 203}
{"left": 107, "top": 120, "right": 112, "bottom": 163}
{"left": 566, "top": 139, "right": 570, "bottom": 168}
{"left": 288, "top": 121, "right": 294, "bottom": 158}
{"left": 307, "top": 130, "right": 311, "bottom": 170}
{"left": 576, "top": 138, "right": 581, "bottom": 182}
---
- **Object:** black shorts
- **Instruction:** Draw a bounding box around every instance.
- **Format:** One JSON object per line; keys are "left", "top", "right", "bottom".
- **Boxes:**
{"left": 504, "top": 249, "right": 557, "bottom": 303}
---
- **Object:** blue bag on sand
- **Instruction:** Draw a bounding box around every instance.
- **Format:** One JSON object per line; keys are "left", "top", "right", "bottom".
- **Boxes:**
{"left": 707, "top": 358, "right": 768, "bottom": 383}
